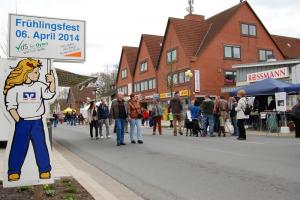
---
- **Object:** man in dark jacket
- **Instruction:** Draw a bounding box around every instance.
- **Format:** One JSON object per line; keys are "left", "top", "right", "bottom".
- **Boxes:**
{"left": 168, "top": 91, "right": 183, "bottom": 136}
{"left": 292, "top": 95, "right": 300, "bottom": 138}
{"left": 98, "top": 98, "right": 111, "bottom": 139}
{"left": 110, "top": 93, "right": 128, "bottom": 146}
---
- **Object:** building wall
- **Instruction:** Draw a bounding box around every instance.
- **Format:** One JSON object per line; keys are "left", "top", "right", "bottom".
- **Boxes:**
{"left": 191, "top": 3, "right": 285, "bottom": 96}
{"left": 116, "top": 53, "right": 133, "bottom": 95}
{"left": 157, "top": 23, "right": 192, "bottom": 97}
{"left": 133, "top": 39, "right": 157, "bottom": 97}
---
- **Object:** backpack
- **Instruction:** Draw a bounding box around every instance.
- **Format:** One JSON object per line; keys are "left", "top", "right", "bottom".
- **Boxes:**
{"left": 243, "top": 98, "right": 252, "bottom": 116}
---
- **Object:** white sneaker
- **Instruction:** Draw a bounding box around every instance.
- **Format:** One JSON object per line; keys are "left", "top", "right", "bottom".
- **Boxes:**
{"left": 100, "top": 136, "right": 104, "bottom": 139}
{"left": 107, "top": 135, "right": 111, "bottom": 139}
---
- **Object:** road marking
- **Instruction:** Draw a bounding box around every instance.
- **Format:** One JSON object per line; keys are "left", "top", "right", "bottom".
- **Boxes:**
{"left": 226, "top": 140, "right": 265, "bottom": 145}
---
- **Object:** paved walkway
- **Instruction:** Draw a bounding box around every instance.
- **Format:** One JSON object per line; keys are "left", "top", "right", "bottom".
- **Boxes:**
{"left": 0, "top": 141, "right": 143, "bottom": 200}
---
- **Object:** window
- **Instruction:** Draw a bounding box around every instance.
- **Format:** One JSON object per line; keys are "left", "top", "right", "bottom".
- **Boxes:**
{"left": 224, "top": 45, "right": 241, "bottom": 59}
{"left": 225, "top": 71, "right": 237, "bottom": 84}
{"left": 135, "top": 82, "right": 140, "bottom": 92}
{"left": 173, "top": 73, "right": 178, "bottom": 85}
{"left": 144, "top": 81, "right": 148, "bottom": 91}
{"left": 148, "top": 79, "right": 153, "bottom": 90}
{"left": 179, "top": 72, "right": 185, "bottom": 84}
{"left": 167, "top": 49, "right": 177, "bottom": 64}
{"left": 121, "top": 69, "right": 127, "bottom": 79}
{"left": 259, "top": 49, "right": 274, "bottom": 61}
{"left": 140, "top": 61, "right": 148, "bottom": 72}
{"left": 241, "top": 23, "right": 256, "bottom": 36}
{"left": 153, "top": 79, "right": 156, "bottom": 89}
{"left": 140, "top": 81, "right": 145, "bottom": 91}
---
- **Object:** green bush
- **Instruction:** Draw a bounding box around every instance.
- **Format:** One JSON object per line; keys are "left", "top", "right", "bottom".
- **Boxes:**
{"left": 43, "top": 184, "right": 55, "bottom": 197}
{"left": 62, "top": 194, "right": 76, "bottom": 200}
{"left": 64, "top": 186, "right": 77, "bottom": 194}
{"left": 62, "top": 178, "right": 72, "bottom": 187}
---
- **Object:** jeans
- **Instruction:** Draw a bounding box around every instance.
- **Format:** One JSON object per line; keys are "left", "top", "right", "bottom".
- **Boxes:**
{"left": 202, "top": 114, "right": 214, "bottom": 136}
{"left": 9, "top": 119, "right": 51, "bottom": 175}
{"left": 130, "top": 118, "right": 142, "bottom": 141}
{"left": 173, "top": 114, "right": 182, "bottom": 134}
{"left": 99, "top": 119, "right": 110, "bottom": 137}
{"left": 116, "top": 119, "right": 126, "bottom": 144}
{"left": 90, "top": 120, "right": 98, "bottom": 138}
{"left": 231, "top": 117, "right": 239, "bottom": 136}
{"left": 53, "top": 119, "right": 58, "bottom": 127}
{"left": 71, "top": 117, "right": 76, "bottom": 126}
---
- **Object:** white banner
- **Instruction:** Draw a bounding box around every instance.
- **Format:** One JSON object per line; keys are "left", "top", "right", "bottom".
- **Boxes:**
{"left": 9, "top": 14, "right": 85, "bottom": 62}
{"left": 275, "top": 92, "right": 287, "bottom": 112}
{"left": 247, "top": 67, "right": 289, "bottom": 83}
{"left": 194, "top": 70, "right": 200, "bottom": 92}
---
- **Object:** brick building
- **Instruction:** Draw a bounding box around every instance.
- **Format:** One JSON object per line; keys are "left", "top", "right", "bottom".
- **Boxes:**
{"left": 132, "top": 34, "right": 163, "bottom": 107}
{"left": 116, "top": 46, "right": 139, "bottom": 97}
{"left": 116, "top": 1, "right": 299, "bottom": 107}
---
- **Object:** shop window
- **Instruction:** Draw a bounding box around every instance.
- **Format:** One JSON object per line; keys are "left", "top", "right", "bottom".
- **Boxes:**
{"left": 179, "top": 72, "right": 185, "bottom": 84}
{"left": 148, "top": 79, "right": 153, "bottom": 90}
{"left": 153, "top": 79, "right": 156, "bottom": 89}
{"left": 241, "top": 23, "right": 256, "bottom": 36}
{"left": 144, "top": 81, "right": 148, "bottom": 90}
{"left": 140, "top": 61, "right": 148, "bottom": 72}
{"left": 225, "top": 71, "right": 237, "bottom": 84}
{"left": 259, "top": 49, "right": 274, "bottom": 61}
{"left": 121, "top": 69, "right": 127, "bottom": 79}
{"left": 167, "top": 49, "right": 177, "bottom": 64}
{"left": 224, "top": 45, "right": 241, "bottom": 59}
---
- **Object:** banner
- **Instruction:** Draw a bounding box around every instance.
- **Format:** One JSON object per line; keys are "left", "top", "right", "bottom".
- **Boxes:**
{"left": 9, "top": 14, "right": 85, "bottom": 62}
{"left": 275, "top": 92, "right": 287, "bottom": 112}
{"left": 0, "top": 58, "right": 58, "bottom": 187}
{"left": 194, "top": 70, "right": 200, "bottom": 92}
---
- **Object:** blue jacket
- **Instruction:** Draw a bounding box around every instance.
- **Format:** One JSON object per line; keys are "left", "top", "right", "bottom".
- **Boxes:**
{"left": 189, "top": 105, "right": 201, "bottom": 120}
{"left": 97, "top": 103, "right": 110, "bottom": 119}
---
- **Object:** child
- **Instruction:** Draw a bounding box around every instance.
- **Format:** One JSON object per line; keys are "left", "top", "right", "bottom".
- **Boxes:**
{"left": 3, "top": 58, "right": 56, "bottom": 181}
{"left": 169, "top": 112, "right": 174, "bottom": 128}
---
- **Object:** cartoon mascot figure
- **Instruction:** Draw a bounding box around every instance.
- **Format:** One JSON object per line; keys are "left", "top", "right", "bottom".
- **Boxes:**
{"left": 3, "top": 58, "right": 56, "bottom": 182}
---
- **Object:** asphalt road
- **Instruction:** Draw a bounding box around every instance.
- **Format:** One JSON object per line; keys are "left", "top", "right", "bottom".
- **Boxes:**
{"left": 53, "top": 124, "right": 300, "bottom": 200}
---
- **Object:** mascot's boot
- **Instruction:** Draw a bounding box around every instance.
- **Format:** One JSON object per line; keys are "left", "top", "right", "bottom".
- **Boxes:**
{"left": 40, "top": 172, "right": 51, "bottom": 179}
{"left": 8, "top": 173, "right": 20, "bottom": 181}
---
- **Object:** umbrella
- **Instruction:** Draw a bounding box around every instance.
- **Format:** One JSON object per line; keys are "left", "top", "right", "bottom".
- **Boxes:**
{"left": 63, "top": 107, "right": 76, "bottom": 113}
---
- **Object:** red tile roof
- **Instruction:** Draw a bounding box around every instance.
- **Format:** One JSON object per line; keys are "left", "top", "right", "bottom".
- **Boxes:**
{"left": 271, "top": 35, "right": 300, "bottom": 59}
{"left": 142, "top": 34, "right": 163, "bottom": 67}
{"left": 123, "top": 46, "right": 139, "bottom": 77}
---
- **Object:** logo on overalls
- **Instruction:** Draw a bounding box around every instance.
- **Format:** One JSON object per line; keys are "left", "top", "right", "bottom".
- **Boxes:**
{"left": 23, "top": 92, "right": 36, "bottom": 100}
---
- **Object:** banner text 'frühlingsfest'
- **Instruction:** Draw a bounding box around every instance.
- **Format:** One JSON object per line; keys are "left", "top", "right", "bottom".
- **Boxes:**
{"left": 9, "top": 14, "right": 85, "bottom": 61}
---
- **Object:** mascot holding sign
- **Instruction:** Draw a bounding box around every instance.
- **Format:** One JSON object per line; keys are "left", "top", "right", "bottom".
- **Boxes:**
{"left": 3, "top": 58, "right": 56, "bottom": 182}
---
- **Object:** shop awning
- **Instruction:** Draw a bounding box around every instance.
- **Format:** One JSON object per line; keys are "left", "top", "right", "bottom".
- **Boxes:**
{"left": 229, "top": 78, "right": 293, "bottom": 96}
{"left": 284, "top": 83, "right": 300, "bottom": 93}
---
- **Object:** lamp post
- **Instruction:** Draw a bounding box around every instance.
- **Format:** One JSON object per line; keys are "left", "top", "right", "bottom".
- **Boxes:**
{"left": 185, "top": 70, "right": 193, "bottom": 104}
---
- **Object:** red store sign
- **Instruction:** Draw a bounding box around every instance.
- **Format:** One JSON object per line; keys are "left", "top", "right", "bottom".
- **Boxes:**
{"left": 247, "top": 67, "right": 289, "bottom": 82}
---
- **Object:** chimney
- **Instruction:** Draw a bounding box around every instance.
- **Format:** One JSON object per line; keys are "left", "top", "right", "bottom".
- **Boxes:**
{"left": 184, "top": 14, "right": 205, "bottom": 22}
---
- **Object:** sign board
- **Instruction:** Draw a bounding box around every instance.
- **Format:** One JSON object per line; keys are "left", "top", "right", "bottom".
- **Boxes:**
{"left": 194, "top": 70, "right": 200, "bottom": 92}
{"left": 275, "top": 92, "right": 287, "bottom": 112}
{"left": 9, "top": 14, "right": 85, "bottom": 62}
{"left": 247, "top": 67, "right": 289, "bottom": 83}
{"left": 179, "top": 90, "right": 189, "bottom": 97}
{"left": 160, "top": 92, "right": 171, "bottom": 99}
{"left": 0, "top": 58, "right": 58, "bottom": 187}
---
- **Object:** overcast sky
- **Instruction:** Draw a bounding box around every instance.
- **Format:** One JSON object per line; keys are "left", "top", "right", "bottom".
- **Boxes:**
{"left": 0, "top": 0, "right": 299, "bottom": 75}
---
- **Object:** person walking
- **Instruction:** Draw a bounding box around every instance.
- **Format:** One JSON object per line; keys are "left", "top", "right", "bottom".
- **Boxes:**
{"left": 189, "top": 100, "right": 201, "bottom": 137}
{"left": 142, "top": 109, "right": 150, "bottom": 127}
{"left": 53, "top": 113, "right": 59, "bottom": 127}
{"left": 169, "top": 112, "right": 174, "bottom": 128}
{"left": 110, "top": 93, "right": 128, "bottom": 146}
{"left": 169, "top": 91, "right": 183, "bottom": 136}
{"left": 235, "top": 90, "right": 249, "bottom": 140}
{"left": 128, "top": 94, "right": 143, "bottom": 144}
{"left": 98, "top": 98, "right": 111, "bottom": 139}
{"left": 87, "top": 102, "right": 99, "bottom": 140}
{"left": 201, "top": 95, "right": 215, "bottom": 137}
{"left": 213, "top": 96, "right": 220, "bottom": 134}
{"left": 229, "top": 97, "right": 239, "bottom": 136}
{"left": 291, "top": 95, "right": 300, "bottom": 138}
{"left": 216, "top": 96, "right": 228, "bottom": 137}
{"left": 152, "top": 99, "right": 163, "bottom": 135}
{"left": 71, "top": 111, "right": 77, "bottom": 126}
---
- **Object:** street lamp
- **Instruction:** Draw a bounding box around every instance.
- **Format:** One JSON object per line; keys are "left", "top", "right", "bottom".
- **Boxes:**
{"left": 185, "top": 70, "right": 193, "bottom": 104}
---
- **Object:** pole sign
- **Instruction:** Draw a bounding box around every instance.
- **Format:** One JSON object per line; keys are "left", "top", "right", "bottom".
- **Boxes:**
{"left": 9, "top": 14, "right": 85, "bottom": 62}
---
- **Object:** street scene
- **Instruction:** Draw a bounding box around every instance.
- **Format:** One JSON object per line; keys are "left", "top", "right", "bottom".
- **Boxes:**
{"left": 0, "top": 0, "right": 300, "bottom": 200}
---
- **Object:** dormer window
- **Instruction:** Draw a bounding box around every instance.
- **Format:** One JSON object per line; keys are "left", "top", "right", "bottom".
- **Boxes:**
{"left": 167, "top": 49, "right": 177, "bottom": 64}
{"left": 121, "top": 69, "right": 127, "bottom": 79}
{"left": 140, "top": 61, "right": 148, "bottom": 72}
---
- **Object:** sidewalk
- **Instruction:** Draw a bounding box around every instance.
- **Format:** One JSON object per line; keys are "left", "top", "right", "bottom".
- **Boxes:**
{"left": 0, "top": 142, "right": 143, "bottom": 200}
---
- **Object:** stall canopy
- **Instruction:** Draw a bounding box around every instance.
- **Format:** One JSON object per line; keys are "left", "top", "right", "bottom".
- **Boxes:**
{"left": 230, "top": 78, "right": 293, "bottom": 96}
{"left": 284, "top": 83, "right": 300, "bottom": 93}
